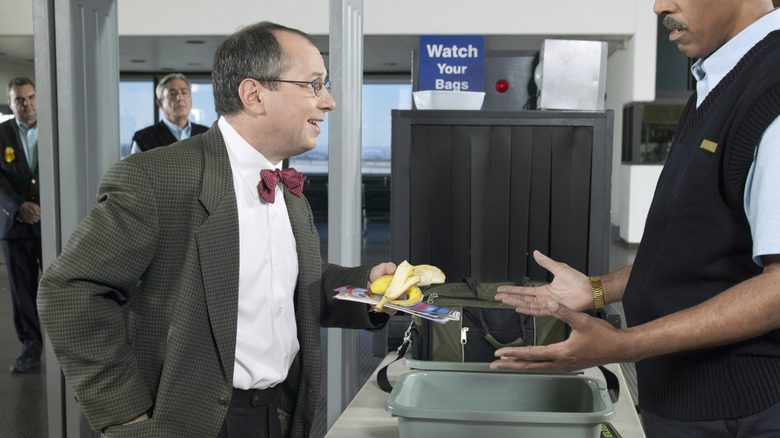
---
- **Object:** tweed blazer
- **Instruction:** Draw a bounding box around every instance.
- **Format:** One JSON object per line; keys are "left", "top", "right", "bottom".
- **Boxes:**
{"left": 38, "top": 123, "right": 386, "bottom": 437}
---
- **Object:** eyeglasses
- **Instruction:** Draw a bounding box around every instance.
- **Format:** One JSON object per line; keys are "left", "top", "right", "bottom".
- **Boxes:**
{"left": 258, "top": 78, "right": 331, "bottom": 97}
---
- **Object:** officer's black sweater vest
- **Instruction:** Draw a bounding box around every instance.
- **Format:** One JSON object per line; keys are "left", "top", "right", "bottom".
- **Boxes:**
{"left": 132, "top": 121, "right": 208, "bottom": 152}
{"left": 622, "top": 30, "right": 780, "bottom": 421}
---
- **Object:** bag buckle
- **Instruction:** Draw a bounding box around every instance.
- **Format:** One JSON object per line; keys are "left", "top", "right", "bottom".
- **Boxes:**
{"left": 396, "top": 320, "right": 415, "bottom": 354}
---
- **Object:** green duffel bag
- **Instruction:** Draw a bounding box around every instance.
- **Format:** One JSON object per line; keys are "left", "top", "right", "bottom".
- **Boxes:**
{"left": 377, "top": 277, "right": 619, "bottom": 403}
{"left": 408, "top": 277, "right": 568, "bottom": 363}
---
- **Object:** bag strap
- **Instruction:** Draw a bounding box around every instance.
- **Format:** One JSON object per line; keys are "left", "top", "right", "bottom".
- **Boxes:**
{"left": 463, "top": 277, "right": 480, "bottom": 297}
{"left": 464, "top": 276, "right": 530, "bottom": 297}
{"left": 598, "top": 365, "right": 620, "bottom": 403}
{"left": 377, "top": 321, "right": 414, "bottom": 393}
{"left": 484, "top": 333, "right": 525, "bottom": 349}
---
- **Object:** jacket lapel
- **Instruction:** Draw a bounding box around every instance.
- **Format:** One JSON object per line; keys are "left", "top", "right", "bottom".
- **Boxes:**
{"left": 7, "top": 122, "right": 33, "bottom": 176}
{"left": 195, "top": 125, "right": 241, "bottom": 380}
{"left": 284, "top": 190, "right": 318, "bottom": 316}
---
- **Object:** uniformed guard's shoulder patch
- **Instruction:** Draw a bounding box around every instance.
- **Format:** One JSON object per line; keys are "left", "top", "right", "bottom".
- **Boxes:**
{"left": 699, "top": 139, "right": 718, "bottom": 153}
{"left": 4, "top": 146, "right": 15, "bottom": 163}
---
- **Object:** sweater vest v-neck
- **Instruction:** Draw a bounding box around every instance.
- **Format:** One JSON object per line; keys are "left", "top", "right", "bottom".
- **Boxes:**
{"left": 132, "top": 121, "right": 209, "bottom": 152}
{"left": 622, "top": 30, "right": 780, "bottom": 421}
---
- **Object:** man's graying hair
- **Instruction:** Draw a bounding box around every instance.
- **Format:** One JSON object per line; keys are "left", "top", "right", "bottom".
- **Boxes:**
{"left": 155, "top": 73, "right": 191, "bottom": 100}
{"left": 212, "top": 21, "right": 316, "bottom": 116}
{"left": 8, "top": 77, "right": 35, "bottom": 96}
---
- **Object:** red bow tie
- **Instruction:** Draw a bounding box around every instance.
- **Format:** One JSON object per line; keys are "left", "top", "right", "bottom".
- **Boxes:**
{"left": 258, "top": 168, "right": 304, "bottom": 203}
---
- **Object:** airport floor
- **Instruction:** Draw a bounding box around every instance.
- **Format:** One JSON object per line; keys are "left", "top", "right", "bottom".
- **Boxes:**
{"left": 0, "top": 222, "right": 638, "bottom": 438}
{"left": 0, "top": 249, "right": 48, "bottom": 438}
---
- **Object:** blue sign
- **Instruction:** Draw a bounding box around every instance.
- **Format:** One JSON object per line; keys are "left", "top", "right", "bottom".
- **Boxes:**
{"left": 418, "top": 35, "right": 485, "bottom": 92}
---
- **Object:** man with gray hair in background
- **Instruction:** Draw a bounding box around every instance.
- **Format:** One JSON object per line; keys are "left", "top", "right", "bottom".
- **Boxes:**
{"left": 130, "top": 72, "right": 209, "bottom": 153}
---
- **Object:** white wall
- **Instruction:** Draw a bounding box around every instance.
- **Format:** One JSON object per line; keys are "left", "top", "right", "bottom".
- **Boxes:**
{"left": 618, "top": 164, "right": 663, "bottom": 243}
{"left": 0, "top": 0, "right": 35, "bottom": 98}
{"left": 0, "top": 61, "right": 36, "bottom": 103}
{"left": 0, "top": 0, "right": 33, "bottom": 34}
{"left": 111, "top": 0, "right": 640, "bottom": 37}
{"left": 0, "top": 0, "right": 644, "bottom": 37}
{"left": 604, "top": 0, "right": 658, "bottom": 227}
{"left": 365, "top": 0, "right": 638, "bottom": 36}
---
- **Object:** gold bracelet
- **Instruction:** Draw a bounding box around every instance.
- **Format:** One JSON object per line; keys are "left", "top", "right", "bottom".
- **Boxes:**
{"left": 590, "top": 276, "right": 605, "bottom": 309}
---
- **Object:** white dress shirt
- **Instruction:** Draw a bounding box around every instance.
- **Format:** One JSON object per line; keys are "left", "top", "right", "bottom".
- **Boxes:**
{"left": 219, "top": 116, "right": 300, "bottom": 390}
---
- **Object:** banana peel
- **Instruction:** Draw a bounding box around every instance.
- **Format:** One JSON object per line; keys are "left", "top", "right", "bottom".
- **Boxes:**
{"left": 371, "top": 261, "right": 445, "bottom": 310}
{"left": 413, "top": 264, "right": 446, "bottom": 286}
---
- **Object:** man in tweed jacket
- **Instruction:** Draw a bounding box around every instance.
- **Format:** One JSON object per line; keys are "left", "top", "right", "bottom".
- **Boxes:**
{"left": 37, "top": 22, "right": 393, "bottom": 437}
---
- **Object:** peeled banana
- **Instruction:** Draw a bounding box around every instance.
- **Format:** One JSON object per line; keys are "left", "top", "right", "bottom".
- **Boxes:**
{"left": 371, "top": 261, "right": 445, "bottom": 310}
{"left": 370, "top": 275, "right": 423, "bottom": 306}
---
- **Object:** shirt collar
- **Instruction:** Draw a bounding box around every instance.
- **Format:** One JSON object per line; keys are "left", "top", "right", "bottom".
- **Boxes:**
{"left": 693, "top": 8, "right": 780, "bottom": 106}
{"left": 218, "top": 116, "right": 278, "bottom": 200}
{"left": 14, "top": 118, "right": 35, "bottom": 132}
{"left": 162, "top": 116, "right": 191, "bottom": 137}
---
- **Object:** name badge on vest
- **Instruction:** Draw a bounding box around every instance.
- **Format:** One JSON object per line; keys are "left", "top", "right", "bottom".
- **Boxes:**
{"left": 699, "top": 139, "right": 718, "bottom": 153}
{"left": 4, "top": 146, "right": 15, "bottom": 163}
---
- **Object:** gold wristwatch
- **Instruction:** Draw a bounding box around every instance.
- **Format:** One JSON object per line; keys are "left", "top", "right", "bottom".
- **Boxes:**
{"left": 590, "top": 276, "right": 605, "bottom": 309}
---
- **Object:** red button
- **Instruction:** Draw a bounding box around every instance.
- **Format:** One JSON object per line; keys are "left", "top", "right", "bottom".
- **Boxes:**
{"left": 495, "top": 79, "right": 509, "bottom": 93}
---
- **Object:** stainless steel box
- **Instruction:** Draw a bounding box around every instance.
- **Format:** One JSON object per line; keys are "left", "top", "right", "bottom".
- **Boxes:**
{"left": 537, "top": 39, "right": 608, "bottom": 111}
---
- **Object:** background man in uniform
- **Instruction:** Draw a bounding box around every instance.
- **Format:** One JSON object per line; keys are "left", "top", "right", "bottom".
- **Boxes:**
{"left": 0, "top": 77, "right": 42, "bottom": 374}
{"left": 493, "top": 1, "right": 780, "bottom": 437}
{"left": 130, "top": 72, "right": 209, "bottom": 153}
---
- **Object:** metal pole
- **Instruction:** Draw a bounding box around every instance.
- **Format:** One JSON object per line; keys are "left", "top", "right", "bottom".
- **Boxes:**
{"left": 326, "top": 0, "right": 364, "bottom": 430}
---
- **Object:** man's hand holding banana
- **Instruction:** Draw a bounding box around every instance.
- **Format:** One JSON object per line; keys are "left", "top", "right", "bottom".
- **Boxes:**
{"left": 369, "top": 261, "right": 445, "bottom": 311}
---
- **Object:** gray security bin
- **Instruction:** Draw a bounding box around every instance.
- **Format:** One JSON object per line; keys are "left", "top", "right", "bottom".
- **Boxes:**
{"left": 386, "top": 370, "right": 614, "bottom": 438}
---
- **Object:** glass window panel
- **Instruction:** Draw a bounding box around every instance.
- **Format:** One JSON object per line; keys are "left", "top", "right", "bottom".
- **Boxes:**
{"left": 288, "top": 113, "right": 330, "bottom": 174}
{"left": 119, "top": 80, "right": 154, "bottom": 158}
{"left": 361, "top": 82, "right": 412, "bottom": 175}
{"left": 288, "top": 81, "right": 411, "bottom": 175}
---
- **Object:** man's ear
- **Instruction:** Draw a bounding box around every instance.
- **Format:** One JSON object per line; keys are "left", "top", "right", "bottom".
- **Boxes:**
{"left": 238, "top": 78, "right": 265, "bottom": 115}
{"left": 156, "top": 99, "right": 164, "bottom": 109}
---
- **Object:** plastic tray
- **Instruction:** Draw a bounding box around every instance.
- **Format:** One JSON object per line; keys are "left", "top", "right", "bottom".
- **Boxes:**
{"left": 386, "top": 370, "right": 614, "bottom": 438}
